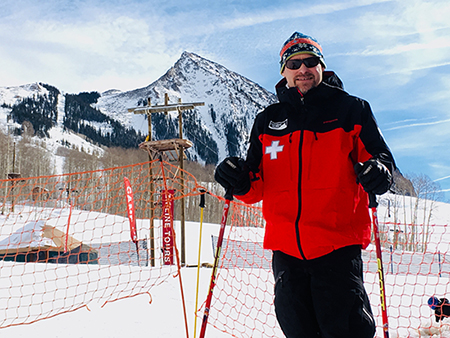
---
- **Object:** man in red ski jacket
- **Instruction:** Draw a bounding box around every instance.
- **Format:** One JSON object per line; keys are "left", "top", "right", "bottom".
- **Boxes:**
{"left": 215, "top": 32, "right": 395, "bottom": 338}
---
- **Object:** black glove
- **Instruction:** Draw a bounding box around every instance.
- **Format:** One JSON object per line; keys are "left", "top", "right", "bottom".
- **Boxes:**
{"left": 214, "top": 157, "right": 250, "bottom": 196}
{"left": 354, "top": 159, "right": 392, "bottom": 195}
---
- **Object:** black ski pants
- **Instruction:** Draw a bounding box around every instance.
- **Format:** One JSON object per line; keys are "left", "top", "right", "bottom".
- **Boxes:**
{"left": 272, "top": 245, "right": 376, "bottom": 338}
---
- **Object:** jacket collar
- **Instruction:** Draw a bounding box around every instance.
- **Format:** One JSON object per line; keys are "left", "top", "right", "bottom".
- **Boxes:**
{"left": 275, "top": 71, "right": 344, "bottom": 104}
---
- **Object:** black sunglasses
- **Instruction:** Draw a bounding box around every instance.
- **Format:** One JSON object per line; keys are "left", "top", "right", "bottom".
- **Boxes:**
{"left": 285, "top": 56, "right": 320, "bottom": 70}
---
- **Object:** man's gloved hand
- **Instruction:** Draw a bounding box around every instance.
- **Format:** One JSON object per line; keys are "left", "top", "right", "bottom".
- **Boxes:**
{"left": 354, "top": 159, "right": 392, "bottom": 195}
{"left": 214, "top": 157, "right": 250, "bottom": 196}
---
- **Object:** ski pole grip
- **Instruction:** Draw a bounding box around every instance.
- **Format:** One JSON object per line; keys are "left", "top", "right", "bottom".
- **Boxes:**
{"left": 199, "top": 189, "right": 206, "bottom": 208}
{"left": 368, "top": 192, "right": 378, "bottom": 209}
{"left": 354, "top": 162, "right": 379, "bottom": 209}
{"left": 224, "top": 188, "right": 234, "bottom": 201}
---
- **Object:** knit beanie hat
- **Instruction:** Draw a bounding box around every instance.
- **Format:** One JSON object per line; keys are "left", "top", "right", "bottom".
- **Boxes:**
{"left": 280, "top": 32, "right": 326, "bottom": 73}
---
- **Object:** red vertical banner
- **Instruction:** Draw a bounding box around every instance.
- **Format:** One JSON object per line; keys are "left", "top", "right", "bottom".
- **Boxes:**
{"left": 124, "top": 177, "right": 137, "bottom": 243}
{"left": 162, "top": 189, "right": 175, "bottom": 265}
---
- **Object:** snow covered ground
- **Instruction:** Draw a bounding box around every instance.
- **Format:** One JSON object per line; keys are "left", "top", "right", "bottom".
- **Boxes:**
{"left": 0, "top": 264, "right": 229, "bottom": 338}
{"left": 0, "top": 220, "right": 231, "bottom": 337}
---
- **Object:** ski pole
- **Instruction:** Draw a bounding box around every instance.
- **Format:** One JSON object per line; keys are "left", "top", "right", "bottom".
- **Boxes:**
{"left": 354, "top": 162, "right": 389, "bottom": 338}
{"left": 199, "top": 188, "right": 233, "bottom": 338}
{"left": 194, "top": 189, "right": 206, "bottom": 338}
{"left": 369, "top": 192, "right": 389, "bottom": 338}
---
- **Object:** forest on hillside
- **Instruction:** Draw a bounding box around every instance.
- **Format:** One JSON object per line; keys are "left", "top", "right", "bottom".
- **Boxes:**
{"left": 4, "top": 87, "right": 146, "bottom": 150}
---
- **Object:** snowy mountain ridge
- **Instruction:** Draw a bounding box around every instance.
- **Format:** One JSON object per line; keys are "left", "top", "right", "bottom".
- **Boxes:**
{"left": 0, "top": 51, "right": 277, "bottom": 170}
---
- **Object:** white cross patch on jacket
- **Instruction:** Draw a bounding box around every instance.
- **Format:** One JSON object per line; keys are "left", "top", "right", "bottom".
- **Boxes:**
{"left": 265, "top": 140, "right": 284, "bottom": 160}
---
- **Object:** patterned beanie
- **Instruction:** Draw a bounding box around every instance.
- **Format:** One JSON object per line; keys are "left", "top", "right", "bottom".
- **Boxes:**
{"left": 280, "top": 32, "right": 326, "bottom": 73}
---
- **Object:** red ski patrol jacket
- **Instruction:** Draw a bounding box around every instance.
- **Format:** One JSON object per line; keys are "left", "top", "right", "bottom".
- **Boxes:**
{"left": 237, "top": 72, "right": 395, "bottom": 260}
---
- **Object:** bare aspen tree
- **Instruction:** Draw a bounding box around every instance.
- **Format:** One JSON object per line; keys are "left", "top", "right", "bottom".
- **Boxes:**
{"left": 100, "top": 147, "right": 148, "bottom": 169}
{"left": 405, "top": 173, "right": 442, "bottom": 252}
{"left": 16, "top": 122, "right": 54, "bottom": 178}
{"left": 0, "top": 129, "right": 11, "bottom": 177}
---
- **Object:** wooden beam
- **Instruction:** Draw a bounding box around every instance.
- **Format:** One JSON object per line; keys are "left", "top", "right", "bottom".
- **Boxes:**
{"left": 128, "top": 102, "right": 204, "bottom": 114}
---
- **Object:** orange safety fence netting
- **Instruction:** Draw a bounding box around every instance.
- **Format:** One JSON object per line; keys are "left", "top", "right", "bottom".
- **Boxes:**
{"left": 0, "top": 159, "right": 211, "bottom": 329}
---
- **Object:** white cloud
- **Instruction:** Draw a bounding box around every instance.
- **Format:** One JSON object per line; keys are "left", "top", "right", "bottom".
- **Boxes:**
{"left": 384, "top": 118, "right": 450, "bottom": 131}
{"left": 435, "top": 175, "right": 450, "bottom": 182}
{"left": 215, "top": 0, "right": 392, "bottom": 30}
{"left": 322, "top": 0, "right": 448, "bottom": 79}
{"left": 0, "top": 8, "right": 180, "bottom": 92}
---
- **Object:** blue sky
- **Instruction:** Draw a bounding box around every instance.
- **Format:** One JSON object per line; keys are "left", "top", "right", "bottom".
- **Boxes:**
{"left": 1, "top": 0, "right": 450, "bottom": 199}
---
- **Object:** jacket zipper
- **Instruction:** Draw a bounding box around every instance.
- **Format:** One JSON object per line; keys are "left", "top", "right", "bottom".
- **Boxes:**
{"left": 295, "top": 93, "right": 307, "bottom": 260}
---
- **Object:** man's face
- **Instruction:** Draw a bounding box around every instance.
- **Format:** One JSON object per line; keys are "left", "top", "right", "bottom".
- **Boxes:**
{"left": 281, "top": 54, "right": 323, "bottom": 94}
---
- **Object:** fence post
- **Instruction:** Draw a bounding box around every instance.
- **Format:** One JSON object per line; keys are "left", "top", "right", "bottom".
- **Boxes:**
{"left": 439, "top": 250, "right": 442, "bottom": 277}
{"left": 390, "top": 245, "right": 393, "bottom": 274}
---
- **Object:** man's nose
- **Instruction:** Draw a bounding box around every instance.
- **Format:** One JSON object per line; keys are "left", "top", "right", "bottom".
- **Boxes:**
{"left": 297, "top": 62, "right": 309, "bottom": 71}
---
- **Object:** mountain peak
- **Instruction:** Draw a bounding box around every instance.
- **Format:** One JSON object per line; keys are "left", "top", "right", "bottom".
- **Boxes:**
{"left": 173, "top": 51, "right": 226, "bottom": 76}
{"left": 180, "top": 51, "right": 199, "bottom": 60}
{"left": 95, "top": 51, "right": 277, "bottom": 163}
